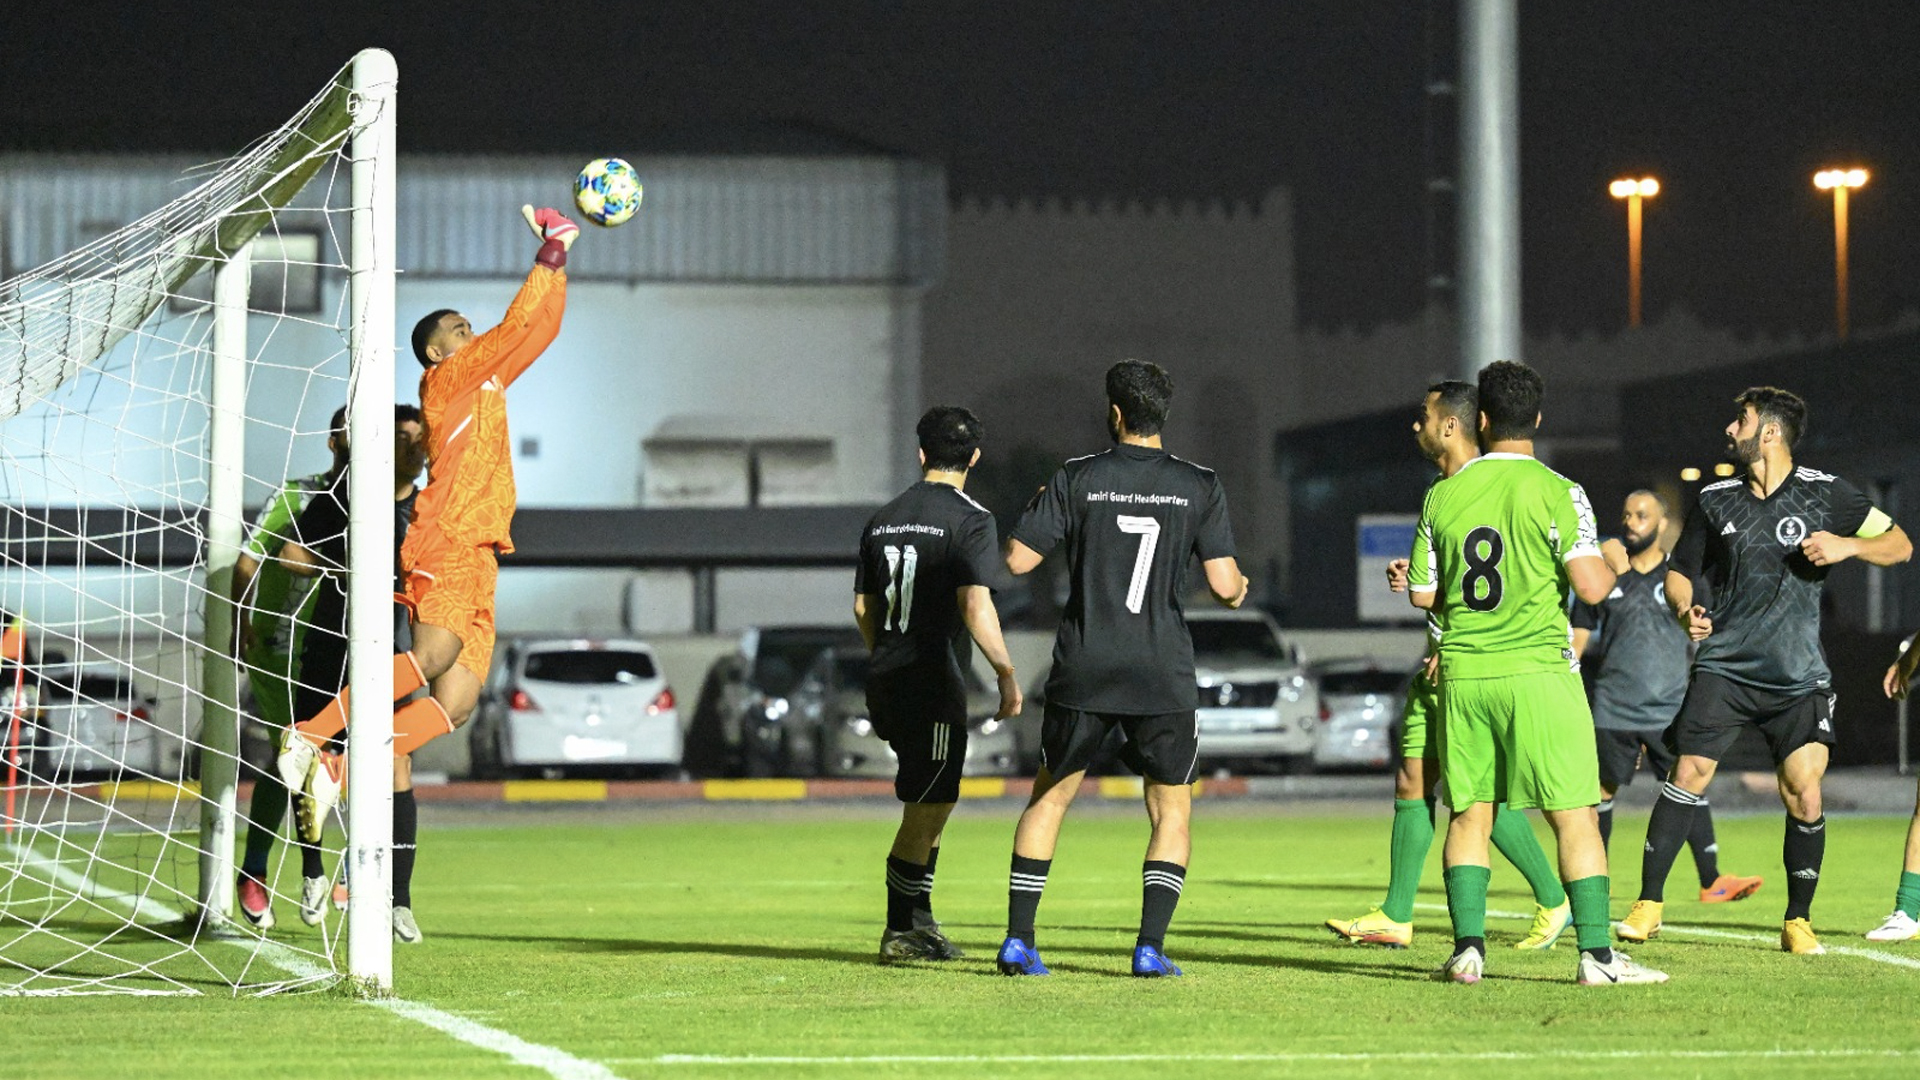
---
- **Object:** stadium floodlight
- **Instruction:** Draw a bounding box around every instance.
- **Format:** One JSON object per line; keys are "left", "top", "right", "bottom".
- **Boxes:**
{"left": 1813, "top": 167, "right": 1869, "bottom": 340}
{"left": 0, "top": 49, "right": 395, "bottom": 996}
{"left": 1609, "top": 176, "right": 1660, "bottom": 327}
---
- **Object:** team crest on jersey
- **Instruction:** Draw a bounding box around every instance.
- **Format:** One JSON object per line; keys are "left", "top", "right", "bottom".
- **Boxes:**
{"left": 1775, "top": 515, "right": 1809, "bottom": 547}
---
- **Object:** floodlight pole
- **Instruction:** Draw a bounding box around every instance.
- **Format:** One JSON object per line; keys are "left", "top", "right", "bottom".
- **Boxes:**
{"left": 1457, "top": 0, "right": 1521, "bottom": 379}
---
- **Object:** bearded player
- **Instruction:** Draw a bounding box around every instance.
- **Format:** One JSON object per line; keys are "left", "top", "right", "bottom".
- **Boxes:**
{"left": 279, "top": 205, "right": 579, "bottom": 813}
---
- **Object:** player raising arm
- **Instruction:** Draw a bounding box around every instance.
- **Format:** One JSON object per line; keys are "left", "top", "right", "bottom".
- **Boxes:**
{"left": 854, "top": 406, "right": 1021, "bottom": 964}
{"left": 279, "top": 206, "right": 579, "bottom": 822}
{"left": 1624, "top": 387, "right": 1910, "bottom": 955}
{"left": 995, "top": 360, "right": 1247, "bottom": 979}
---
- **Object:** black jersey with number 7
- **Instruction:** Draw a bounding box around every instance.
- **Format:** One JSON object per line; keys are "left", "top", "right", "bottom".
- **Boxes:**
{"left": 1012, "top": 445, "right": 1237, "bottom": 715}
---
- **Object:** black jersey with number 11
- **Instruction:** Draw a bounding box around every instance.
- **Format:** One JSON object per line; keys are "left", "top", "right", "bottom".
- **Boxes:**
{"left": 1013, "top": 445, "right": 1236, "bottom": 715}
{"left": 854, "top": 481, "right": 1004, "bottom": 695}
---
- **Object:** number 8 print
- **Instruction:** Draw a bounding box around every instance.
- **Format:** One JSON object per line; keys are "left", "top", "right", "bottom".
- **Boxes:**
{"left": 1461, "top": 526, "right": 1504, "bottom": 612}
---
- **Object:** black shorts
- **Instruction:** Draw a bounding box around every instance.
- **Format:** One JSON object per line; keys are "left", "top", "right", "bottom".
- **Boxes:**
{"left": 868, "top": 674, "right": 968, "bottom": 804}
{"left": 1595, "top": 728, "right": 1675, "bottom": 790}
{"left": 1041, "top": 703, "right": 1199, "bottom": 786}
{"left": 1666, "top": 671, "right": 1836, "bottom": 766}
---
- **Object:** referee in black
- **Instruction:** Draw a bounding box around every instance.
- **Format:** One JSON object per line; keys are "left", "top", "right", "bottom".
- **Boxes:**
{"left": 994, "top": 360, "right": 1249, "bottom": 978}
{"left": 1618, "top": 388, "right": 1910, "bottom": 955}
{"left": 855, "top": 406, "right": 1023, "bottom": 964}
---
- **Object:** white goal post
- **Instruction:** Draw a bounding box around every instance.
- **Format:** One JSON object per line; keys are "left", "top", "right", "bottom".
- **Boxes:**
{"left": 0, "top": 49, "right": 397, "bottom": 996}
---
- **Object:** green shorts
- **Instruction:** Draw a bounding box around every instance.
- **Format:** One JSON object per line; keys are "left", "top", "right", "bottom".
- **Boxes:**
{"left": 244, "top": 651, "right": 300, "bottom": 730}
{"left": 1401, "top": 675, "right": 1440, "bottom": 759}
{"left": 1439, "top": 669, "right": 1599, "bottom": 813}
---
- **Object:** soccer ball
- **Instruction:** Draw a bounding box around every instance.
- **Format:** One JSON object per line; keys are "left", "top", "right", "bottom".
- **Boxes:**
{"left": 574, "top": 158, "right": 643, "bottom": 227}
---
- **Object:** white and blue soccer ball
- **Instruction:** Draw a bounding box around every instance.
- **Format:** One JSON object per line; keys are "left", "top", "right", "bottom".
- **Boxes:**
{"left": 574, "top": 158, "right": 643, "bottom": 227}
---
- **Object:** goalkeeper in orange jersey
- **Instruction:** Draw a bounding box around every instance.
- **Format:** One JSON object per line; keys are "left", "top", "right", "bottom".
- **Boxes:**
{"left": 278, "top": 205, "right": 579, "bottom": 823}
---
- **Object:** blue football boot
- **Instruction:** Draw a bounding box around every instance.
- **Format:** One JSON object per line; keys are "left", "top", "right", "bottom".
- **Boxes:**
{"left": 1131, "top": 944, "right": 1183, "bottom": 978}
{"left": 996, "top": 937, "right": 1051, "bottom": 976}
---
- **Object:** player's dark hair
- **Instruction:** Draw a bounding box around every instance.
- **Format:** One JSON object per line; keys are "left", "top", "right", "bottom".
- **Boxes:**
{"left": 1427, "top": 380, "right": 1477, "bottom": 424}
{"left": 1626, "top": 488, "right": 1670, "bottom": 516}
{"left": 329, "top": 405, "right": 349, "bottom": 439}
{"left": 1734, "top": 386, "right": 1807, "bottom": 449}
{"left": 410, "top": 309, "right": 459, "bottom": 368}
{"left": 396, "top": 403, "right": 422, "bottom": 425}
{"left": 917, "top": 405, "right": 984, "bottom": 472}
{"left": 1106, "top": 360, "right": 1174, "bottom": 437}
{"left": 1477, "top": 360, "right": 1544, "bottom": 442}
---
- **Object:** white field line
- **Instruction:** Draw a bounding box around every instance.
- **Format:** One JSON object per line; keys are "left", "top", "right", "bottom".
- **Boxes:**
{"left": 1415, "top": 901, "right": 1920, "bottom": 970}
{"left": 3, "top": 840, "right": 620, "bottom": 1080}
{"left": 623, "top": 1048, "right": 1920, "bottom": 1067}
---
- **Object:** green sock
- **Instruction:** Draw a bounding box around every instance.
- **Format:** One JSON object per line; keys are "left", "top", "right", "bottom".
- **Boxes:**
{"left": 1444, "top": 865, "right": 1491, "bottom": 942}
{"left": 1491, "top": 802, "right": 1567, "bottom": 908}
{"left": 1896, "top": 871, "right": 1920, "bottom": 919}
{"left": 1380, "top": 798, "right": 1436, "bottom": 922}
{"left": 1567, "top": 875, "right": 1611, "bottom": 951}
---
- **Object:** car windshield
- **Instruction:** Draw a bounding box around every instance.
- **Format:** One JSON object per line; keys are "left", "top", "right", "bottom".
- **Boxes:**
{"left": 523, "top": 650, "right": 656, "bottom": 684}
{"left": 1189, "top": 620, "right": 1287, "bottom": 663}
{"left": 1317, "top": 669, "right": 1408, "bottom": 696}
{"left": 752, "top": 630, "right": 860, "bottom": 695}
{"left": 35, "top": 670, "right": 135, "bottom": 705}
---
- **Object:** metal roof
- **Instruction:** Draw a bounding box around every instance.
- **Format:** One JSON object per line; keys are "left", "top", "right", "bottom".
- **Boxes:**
{"left": 0, "top": 152, "right": 945, "bottom": 286}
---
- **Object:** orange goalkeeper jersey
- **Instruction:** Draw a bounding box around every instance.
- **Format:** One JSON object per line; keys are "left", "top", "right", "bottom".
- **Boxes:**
{"left": 410, "top": 264, "right": 566, "bottom": 555}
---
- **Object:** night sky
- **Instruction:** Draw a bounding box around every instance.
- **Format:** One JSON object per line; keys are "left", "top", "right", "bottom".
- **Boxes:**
{"left": 7, "top": 1, "right": 1917, "bottom": 337}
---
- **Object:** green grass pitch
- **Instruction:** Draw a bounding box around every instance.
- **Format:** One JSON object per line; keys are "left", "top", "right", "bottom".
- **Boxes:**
{"left": 3, "top": 801, "right": 1917, "bottom": 1079}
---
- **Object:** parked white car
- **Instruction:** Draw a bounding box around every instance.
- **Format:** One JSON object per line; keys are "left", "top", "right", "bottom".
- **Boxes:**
{"left": 23, "top": 663, "right": 163, "bottom": 779}
{"left": 469, "top": 637, "right": 681, "bottom": 778}
{"left": 1309, "top": 658, "right": 1411, "bottom": 771}
{"left": 1187, "top": 609, "right": 1320, "bottom": 773}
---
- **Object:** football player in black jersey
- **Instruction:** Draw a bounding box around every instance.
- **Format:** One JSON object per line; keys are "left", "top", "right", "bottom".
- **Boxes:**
{"left": 994, "top": 360, "right": 1249, "bottom": 978}
{"left": 1570, "top": 491, "right": 1762, "bottom": 902}
{"left": 854, "top": 406, "right": 1022, "bottom": 964}
{"left": 1619, "top": 388, "right": 1910, "bottom": 955}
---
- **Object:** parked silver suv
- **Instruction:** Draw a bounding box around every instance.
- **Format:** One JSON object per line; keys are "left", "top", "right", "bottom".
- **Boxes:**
{"left": 1186, "top": 609, "right": 1320, "bottom": 773}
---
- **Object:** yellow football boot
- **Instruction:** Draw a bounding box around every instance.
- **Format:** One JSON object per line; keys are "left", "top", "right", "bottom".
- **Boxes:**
{"left": 1781, "top": 917, "right": 1825, "bottom": 955}
{"left": 1615, "top": 899, "right": 1664, "bottom": 942}
{"left": 1325, "top": 908, "right": 1413, "bottom": 948}
{"left": 1513, "top": 900, "right": 1573, "bottom": 950}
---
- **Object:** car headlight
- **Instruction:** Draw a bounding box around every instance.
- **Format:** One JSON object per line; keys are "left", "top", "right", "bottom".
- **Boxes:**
{"left": 975, "top": 717, "right": 1002, "bottom": 736}
{"left": 761, "top": 697, "right": 789, "bottom": 721}
{"left": 845, "top": 716, "right": 873, "bottom": 737}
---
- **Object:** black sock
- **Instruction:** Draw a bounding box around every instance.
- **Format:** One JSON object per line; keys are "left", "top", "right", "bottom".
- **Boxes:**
{"left": 885, "top": 855, "right": 926, "bottom": 933}
{"left": 1583, "top": 945, "right": 1616, "bottom": 965}
{"left": 1007, "top": 854, "right": 1050, "bottom": 947}
{"left": 1689, "top": 798, "right": 1721, "bottom": 889}
{"left": 240, "top": 771, "right": 289, "bottom": 878}
{"left": 1137, "top": 861, "right": 1186, "bottom": 951}
{"left": 1455, "top": 935, "right": 1487, "bottom": 955}
{"left": 1783, "top": 814, "right": 1826, "bottom": 921}
{"left": 299, "top": 838, "right": 324, "bottom": 880}
{"left": 913, "top": 845, "right": 940, "bottom": 928}
{"left": 1598, "top": 799, "right": 1615, "bottom": 851}
{"left": 1637, "top": 783, "right": 1701, "bottom": 902}
{"left": 393, "top": 788, "right": 418, "bottom": 909}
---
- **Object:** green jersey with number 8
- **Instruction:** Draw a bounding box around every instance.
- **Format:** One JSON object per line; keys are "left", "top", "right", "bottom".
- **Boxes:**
{"left": 1408, "top": 452, "right": 1599, "bottom": 679}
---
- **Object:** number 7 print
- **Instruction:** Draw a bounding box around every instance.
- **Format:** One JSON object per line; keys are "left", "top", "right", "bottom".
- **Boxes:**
{"left": 1117, "top": 515, "right": 1161, "bottom": 614}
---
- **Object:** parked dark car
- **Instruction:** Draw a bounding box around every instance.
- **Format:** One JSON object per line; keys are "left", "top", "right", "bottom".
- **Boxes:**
{"left": 776, "top": 645, "right": 1018, "bottom": 779}
{"left": 683, "top": 625, "right": 864, "bottom": 777}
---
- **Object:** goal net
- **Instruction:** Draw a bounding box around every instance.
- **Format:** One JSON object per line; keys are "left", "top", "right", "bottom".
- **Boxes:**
{"left": 0, "top": 50, "right": 397, "bottom": 996}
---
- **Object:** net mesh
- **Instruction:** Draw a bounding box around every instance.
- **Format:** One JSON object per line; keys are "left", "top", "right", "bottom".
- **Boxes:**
{"left": 0, "top": 56, "right": 387, "bottom": 996}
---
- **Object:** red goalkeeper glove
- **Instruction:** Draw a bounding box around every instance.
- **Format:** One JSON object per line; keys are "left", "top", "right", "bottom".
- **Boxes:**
{"left": 522, "top": 205, "right": 579, "bottom": 268}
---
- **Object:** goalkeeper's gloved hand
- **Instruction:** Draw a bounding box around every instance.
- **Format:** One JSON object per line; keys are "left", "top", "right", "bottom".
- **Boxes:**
{"left": 522, "top": 205, "right": 579, "bottom": 268}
